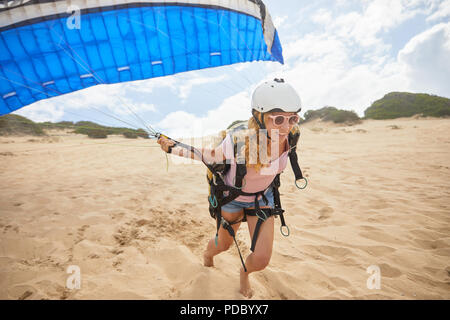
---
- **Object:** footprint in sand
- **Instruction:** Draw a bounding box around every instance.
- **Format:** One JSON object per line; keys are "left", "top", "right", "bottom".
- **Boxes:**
{"left": 9, "top": 285, "right": 36, "bottom": 300}
{"left": 358, "top": 231, "right": 401, "bottom": 245}
{"left": 356, "top": 245, "right": 396, "bottom": 257}
{"left": 318, "top": 206, "right": 334, "bottom": 220}
{"left": 74, "top": 225, "right": 90, "bottom": 244}
{"left": 2, "top": 224, "right": 19, "bottom": 233}
{"left": 412, "top": 238, "right": 448, "bottom": 250}
{"left": 114, "top": 214, "right": 209, "bottom": 253}
{"left": 113, "top": 224, "right": 142, "bottom": 246}
{"left": 18, "top": 290, "right": 33, "bottom": 300}
{"left": 379, "top": 263, "right": 402, "bottom": 278}
{"left": 112, "top": 257, "right": 124, "bottom": 271}
{"left": 110, "top": 212, "right": 125, "bottom": 220}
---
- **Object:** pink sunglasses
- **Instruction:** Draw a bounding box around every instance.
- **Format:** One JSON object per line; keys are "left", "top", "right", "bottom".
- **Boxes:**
{"left": 268, "top": 114, "right": 300, "bottom": 126}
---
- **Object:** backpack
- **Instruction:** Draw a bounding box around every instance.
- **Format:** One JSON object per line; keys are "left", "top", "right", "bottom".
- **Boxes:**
{"left": 205, "top": 121, "right": 305, "bottom": 271}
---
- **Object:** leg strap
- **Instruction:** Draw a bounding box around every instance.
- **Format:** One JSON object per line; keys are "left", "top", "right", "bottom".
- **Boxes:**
{"left": 244, "top": 208, "right": 286, "bottom": 252}
{"left": 215, "top": 213, "right": 247, "bottom": 272}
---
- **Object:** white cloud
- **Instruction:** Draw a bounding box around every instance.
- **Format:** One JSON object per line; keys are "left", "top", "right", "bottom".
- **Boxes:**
{"left": 280, "top": 22, "right": 450, "bottom": 114}
{"left": 271, "top": 0, "right": 449, "bottom": 115}
{"left": 14, "top": 81, "right": 159, "bottom": 127}
{"left": 176, "top": 72, "right": 228, "bottom": 101}
{"left": 311, "top": 8, "right": 333, "bottom": 26}
{"left": 398, "top": 22, "right": 450, "bottom": 97}
{"left": 273, "top": 15, "right": 288, "bottom": 29}
{"left": 310, "top": 0, "right": 427, "bottom": 54}
{"left": 427, "top": 0, "right": 450, "bottom": 21}
{"left": 156, "top": 91, "right": 252, "bottom": 139}
{"left": 125, "top": 76, "right": 178, "bottom": 95}
{"left": 15, "top": 101, "right": 65, "bottom": 123}
{"left": 284, "top": 33, "right": 350, "bottom": 65}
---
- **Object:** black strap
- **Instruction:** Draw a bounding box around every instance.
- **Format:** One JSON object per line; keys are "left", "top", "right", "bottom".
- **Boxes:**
{"left": 251, "top": 109, "right": 271, "bottom": 140}
{"left": 244, "top": 207, "right": 286, "bottom": 252}
{"left": 288, "top": 131, "right": 304, "bottom": 181}
{"left": 243, "top": 180, "right": 287, "bottom": 252}
{"left": 215, "top": 215, "right": 247, "bottom": 272}
{"left": 289, "top": 147, "right": 304, "bottom": 181}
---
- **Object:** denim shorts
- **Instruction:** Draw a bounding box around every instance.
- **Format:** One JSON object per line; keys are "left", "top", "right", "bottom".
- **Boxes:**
{"left": 221, "top": 187, "right": 275, "bottom": 213}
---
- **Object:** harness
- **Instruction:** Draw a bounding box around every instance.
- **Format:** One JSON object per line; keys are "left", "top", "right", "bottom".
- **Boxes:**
{"left": 159, "top": 124, "right": 307, "bottom": 272}
{"left": 206, "top": 125, "right": 306, "bottom": 272}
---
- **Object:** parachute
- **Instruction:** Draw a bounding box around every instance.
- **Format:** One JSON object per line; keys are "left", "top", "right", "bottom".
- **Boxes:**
{"left": 0, "top": 0, "right": 284, "bottom": 116}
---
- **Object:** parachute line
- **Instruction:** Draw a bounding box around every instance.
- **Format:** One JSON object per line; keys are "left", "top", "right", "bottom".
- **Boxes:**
{"left": 0, "top": 1, "right": 284, "bottom": 127}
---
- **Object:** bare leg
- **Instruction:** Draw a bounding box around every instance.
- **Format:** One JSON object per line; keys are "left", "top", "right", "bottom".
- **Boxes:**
{"left": 203, "top": 210, "right": 243, "bottom": 267}
{"left": 239, "top": 214, "right": 275, "bottom": 298}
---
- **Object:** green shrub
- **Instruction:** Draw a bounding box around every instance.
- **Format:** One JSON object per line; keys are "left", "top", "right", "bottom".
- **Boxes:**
{"left": 136, "top": 129, "right": 149, "bottom": 139}
{"left": 123, "top": 131, "right": 138, "bottom": 139}
{"left": 74, "top": 126, "right": 109, "bottom": 139}
{"left": 0, "top": 114, "right": 45, "bottom": 136}
{"left": 39, "top": 121, "right": 75, "bottom": 130}
{"left": 87, "top": 129, "right": 108, "bottom": 139}
{"left": 365, "top": 92, "right": 450, "bottom": 119}
{"left": 303, "top": 107, "right": 360, "bottom": 124}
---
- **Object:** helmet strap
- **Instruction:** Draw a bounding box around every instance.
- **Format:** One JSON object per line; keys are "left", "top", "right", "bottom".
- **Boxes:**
{"left": 252, "top": 109, "right": 271, "bottom": 140}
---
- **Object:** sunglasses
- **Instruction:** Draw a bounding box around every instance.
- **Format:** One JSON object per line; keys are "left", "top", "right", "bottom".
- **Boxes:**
{"left": 268, "top": 114, "right": 300, "bottom": 126}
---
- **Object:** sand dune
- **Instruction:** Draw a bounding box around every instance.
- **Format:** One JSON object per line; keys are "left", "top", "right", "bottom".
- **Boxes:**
{"left": 0, "top": 117, "right": 449, "bottom": 299}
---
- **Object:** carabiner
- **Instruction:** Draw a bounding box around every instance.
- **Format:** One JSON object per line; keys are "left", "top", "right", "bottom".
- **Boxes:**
{"left": 280, "top": 225, "right": 290, "bottom": 237}
{"left": 209, "top": 195, "right": 218, "bottom": 208}
{"left": 295, "top": 177, "right": 308, "bottom": 190}
{"left": 256, "top": 209, "right": 268, "bottom": 222}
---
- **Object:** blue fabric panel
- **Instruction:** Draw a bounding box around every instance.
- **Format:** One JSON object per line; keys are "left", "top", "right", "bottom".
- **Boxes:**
{"left": 0, "top": 5, "right": 283, "bottom": 116}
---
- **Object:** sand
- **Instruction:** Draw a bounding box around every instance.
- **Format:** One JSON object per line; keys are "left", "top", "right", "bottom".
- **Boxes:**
{"left": 0, "top": 117, "right": 449, "bottom": 300}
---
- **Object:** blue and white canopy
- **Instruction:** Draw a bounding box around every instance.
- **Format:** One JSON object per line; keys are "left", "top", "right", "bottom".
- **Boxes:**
{"left": 0, "top": 0, "right": 284, "bottom": 115}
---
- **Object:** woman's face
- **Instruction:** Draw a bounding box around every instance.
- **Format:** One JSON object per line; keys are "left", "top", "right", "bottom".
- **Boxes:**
{"left": 264, "top": 112, "right": 299, "bottom": 140}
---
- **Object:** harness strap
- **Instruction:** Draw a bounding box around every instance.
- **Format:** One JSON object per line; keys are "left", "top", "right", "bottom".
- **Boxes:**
{"left": 244, "top": 207, "right": 286, "bottom": 252}
{"left": 215, "top": 215, "right": 247, "bottom": 272}
{"left": 289, "top": 149, "right": 304, "bottom": 181}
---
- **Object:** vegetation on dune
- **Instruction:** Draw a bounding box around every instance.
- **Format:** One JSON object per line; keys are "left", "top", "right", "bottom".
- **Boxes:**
{"left": 364, "top": 92, "right": 450, "bottom": 119}
{"left": 0, "top": 115, "right": 150, "bottom": 139}
{"left": 0, "top": 114, "right": 45, "bottom": 136}
{"left": 301, "top": 107, "right": 360, "bottom": 124}
{"left": 2, "top": 91, "right": 449, "bottom": 138}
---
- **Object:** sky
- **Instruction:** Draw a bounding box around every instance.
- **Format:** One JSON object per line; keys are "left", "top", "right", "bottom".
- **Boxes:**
{"left": 15, "top": 0, "right": 450, "bottom": 138}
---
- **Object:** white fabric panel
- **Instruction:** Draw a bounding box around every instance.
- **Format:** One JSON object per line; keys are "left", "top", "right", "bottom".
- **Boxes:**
{"left": 0, "top": 0, "right": 262, "bottom": 29}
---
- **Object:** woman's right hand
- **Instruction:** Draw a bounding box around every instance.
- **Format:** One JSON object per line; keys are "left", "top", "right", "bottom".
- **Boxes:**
{"left": 157, "top": 136, "right": 176, "bottom": 153}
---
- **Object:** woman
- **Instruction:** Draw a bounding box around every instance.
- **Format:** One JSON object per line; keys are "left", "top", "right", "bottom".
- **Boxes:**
{"left": 158, "top": 79, "right": 302, "bottom": 298}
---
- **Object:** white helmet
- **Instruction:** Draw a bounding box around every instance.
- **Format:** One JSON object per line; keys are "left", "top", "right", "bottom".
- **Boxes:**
{"left": 251, "top": 78, "right": 302, "bottom": 113}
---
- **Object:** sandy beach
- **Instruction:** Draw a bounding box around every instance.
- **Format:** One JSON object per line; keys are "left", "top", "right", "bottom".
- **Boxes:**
{"left": 0, "top": 117, "right": 449, "bottom": 300}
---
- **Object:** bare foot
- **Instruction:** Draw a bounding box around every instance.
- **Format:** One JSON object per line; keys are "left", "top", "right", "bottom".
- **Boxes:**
{"left": 203, "top": 252, "right": 214, "bottom": 267}
{"left": 239, "top": 268, "right": 253, "bottom": 298}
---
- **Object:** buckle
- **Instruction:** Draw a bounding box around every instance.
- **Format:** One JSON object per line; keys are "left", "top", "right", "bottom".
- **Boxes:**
{"left": 256, "top": 210, "right": 268, "bottom": 221}
{"left": 220, "top": 217, "right": 230, "bottom": 228}
{"left": 272, "top": 208, "right": 284, "bottom": 216}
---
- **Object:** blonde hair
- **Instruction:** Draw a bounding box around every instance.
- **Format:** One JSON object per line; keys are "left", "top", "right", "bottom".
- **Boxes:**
{"left": 227, "top": 111, "right": 271, "bottom": 173}
{"left": 215, "top": 111, "right": 299, "bottom": 173}
{"left": 245, "top": 111, "right": 272, "bottom": 172}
